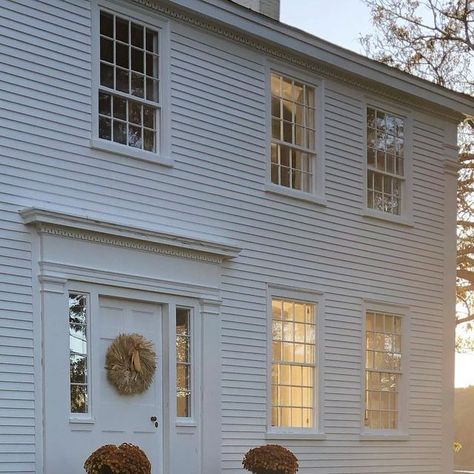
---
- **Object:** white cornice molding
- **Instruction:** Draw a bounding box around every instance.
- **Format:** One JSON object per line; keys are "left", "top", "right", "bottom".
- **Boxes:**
{"left": 132, "top": 0, "right": 473, "bottom": 121}
{"left": 20, "top": 208, "right": 241, "bottom": 263}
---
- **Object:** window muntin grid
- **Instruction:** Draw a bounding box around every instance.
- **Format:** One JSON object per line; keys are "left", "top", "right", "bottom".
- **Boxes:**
{"left": 366, "top": 107, "right": 405, "bottom": 215}
{"left": 99, "top": 11, "right": 159, "bottom": 152}
{"left": 365, "top": 311, "right": 402, "bottom": 430}
{"left": 271, "top": 298, "right": 316, "bottom": 428}
{"left": 176, "top": 307, "right": 192, "bottom": 418}
{"left": 69, "top": 293, "right": 88, "bottom": 414}
{"left": 271, "top": 73, "right": 316, "bottom": 193}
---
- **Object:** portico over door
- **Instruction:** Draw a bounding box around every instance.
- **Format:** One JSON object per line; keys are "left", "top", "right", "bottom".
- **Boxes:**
{"left": 22, "top": 207, "right": 240, "bottom": 474}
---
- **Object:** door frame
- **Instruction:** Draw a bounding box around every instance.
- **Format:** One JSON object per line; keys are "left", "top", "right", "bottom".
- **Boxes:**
{"left": 43, "top": 280, "right": 203, "bottom": 474}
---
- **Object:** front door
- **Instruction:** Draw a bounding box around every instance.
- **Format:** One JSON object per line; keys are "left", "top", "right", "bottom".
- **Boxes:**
{"left": 43, "top": 293, "right": 163, "bottom": 473}
{"left": 96, "top": 297, "right": 163, "bottom": 472}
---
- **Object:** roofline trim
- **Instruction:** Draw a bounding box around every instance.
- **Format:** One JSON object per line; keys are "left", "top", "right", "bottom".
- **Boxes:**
{"left": 134, "top": 0, "right": 473, "bottom": 118}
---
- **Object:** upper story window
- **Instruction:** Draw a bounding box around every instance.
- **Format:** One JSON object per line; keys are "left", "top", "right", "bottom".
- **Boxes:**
{"left": 366, "top": 107, "right": 405, "bottom": 215}
{"left": 271, "top": 298, "right": 316, "bottom": 429}
{"left": 271, "top": 73, "right": 316, "bottom": 193}
{"left": 98, "top": 11, "right": 160, "bottom": 153}
{"left": 365, "top": 311, "right": 402, "bottom": 430}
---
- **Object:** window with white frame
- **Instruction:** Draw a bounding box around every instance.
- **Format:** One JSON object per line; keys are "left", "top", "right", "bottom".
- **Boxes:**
{"left": 69, "top": 293, "right": 89, "bottom": 414}
{"left": 366, "top": 107, "right": 405, "bottom": 215}
{"left": 271, "top": 73, "right": 316, "bottom": 193}
{"left": 365, "top": 311, "right": 402, "bottom": 430}
{"left": 271, "top": 298, "right": 316, "bottom": 428}
{"left": 176, "top": 307, "right": 192, "bottom": 418}
{"left": 98, "top": 10, "right": 160, "bottom": 153}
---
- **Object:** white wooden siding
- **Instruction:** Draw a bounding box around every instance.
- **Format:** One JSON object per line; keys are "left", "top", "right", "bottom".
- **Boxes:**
{"left": 0, "top": 0, "right": 455, "bottom": 472}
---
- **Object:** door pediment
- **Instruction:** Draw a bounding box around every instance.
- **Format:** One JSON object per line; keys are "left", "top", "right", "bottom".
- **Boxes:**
{"left": 21, "top": 207, "right": 241, "bottom": 293}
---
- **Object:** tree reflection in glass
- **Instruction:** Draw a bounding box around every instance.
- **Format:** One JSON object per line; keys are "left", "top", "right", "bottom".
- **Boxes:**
{"left": 69, "top": 293, "right": 88, "bottom": 414}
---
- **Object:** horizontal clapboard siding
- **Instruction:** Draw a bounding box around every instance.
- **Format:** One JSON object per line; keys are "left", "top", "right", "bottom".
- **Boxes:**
{"left": 0, "top": 0, "right": 454, "bottom": 473}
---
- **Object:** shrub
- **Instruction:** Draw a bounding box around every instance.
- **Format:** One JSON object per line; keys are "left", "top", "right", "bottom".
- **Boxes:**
{"left": 84, "top": 443, "right": 151, "bottom": 474}
{"left": 242, "top": 444, "right": 299, "bottom": 474}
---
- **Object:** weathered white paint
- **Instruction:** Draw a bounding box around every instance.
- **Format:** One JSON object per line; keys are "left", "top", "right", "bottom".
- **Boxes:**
{"left": 0, "top": 0, "right": 471, "bottom": 473}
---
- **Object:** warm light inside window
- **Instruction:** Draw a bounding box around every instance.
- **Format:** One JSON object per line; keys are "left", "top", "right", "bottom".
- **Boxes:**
{"left": 271, "top": 298, "right": 316, "bottom": 428}
{"left": 176, "top": 307, "right": 191, "bottom": 418}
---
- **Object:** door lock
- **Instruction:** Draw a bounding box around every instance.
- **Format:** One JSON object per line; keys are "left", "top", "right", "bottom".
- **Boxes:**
{"left": 150, "top": 416, "right": 158, "bottom": 427}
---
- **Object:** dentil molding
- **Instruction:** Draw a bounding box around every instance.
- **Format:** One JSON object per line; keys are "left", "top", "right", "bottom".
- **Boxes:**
{"left": 20, "top": 207, "right": 241, "bottom": 264}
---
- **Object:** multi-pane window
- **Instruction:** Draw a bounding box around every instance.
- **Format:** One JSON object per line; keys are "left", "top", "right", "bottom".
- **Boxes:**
{"left": 271, "top": 73, "right": 316, "bottom": 193}
{"left": 69, "top": 293, "right": 88, "bottom": 414}
{"left": 98, "top": 11, "right": 160, "bottom": 152}
{"left": 365, "top": 311, "right": 402, "bottom": 430}
{"left": 176, "top": 307, "right": 192, "bottom": 418}
{"left": 367, "top": 107, "right": 405, "bottom": 215}
{"left": 271, "top": 298, "right": 316, "bottom": 428}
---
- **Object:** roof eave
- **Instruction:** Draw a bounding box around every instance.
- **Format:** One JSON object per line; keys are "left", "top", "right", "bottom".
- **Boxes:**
{"left": 161, "top": 0, "right": 474, "bottom": 118}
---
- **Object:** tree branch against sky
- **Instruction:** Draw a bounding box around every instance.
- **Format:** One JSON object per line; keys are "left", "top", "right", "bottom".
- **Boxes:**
{"left": 361, "top": 0, "right": 474, "bottom": 348}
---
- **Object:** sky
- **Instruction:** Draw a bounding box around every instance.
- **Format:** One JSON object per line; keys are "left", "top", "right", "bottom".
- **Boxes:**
{"left": 280, "top": 0, "right": 373, "bottom": 54}
{"left": 279, "top": 0, "right": 474, "bottom": 389}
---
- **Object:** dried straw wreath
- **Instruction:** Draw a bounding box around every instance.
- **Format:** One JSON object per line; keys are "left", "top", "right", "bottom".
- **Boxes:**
{"left": 84, "top": 443, "right": 151, "bottom": 474}
{"left": 106, "top": 333, "right": 157, "bottom": 395}
{"left": 242, "top": 444, "right": 299, "bottom": 474}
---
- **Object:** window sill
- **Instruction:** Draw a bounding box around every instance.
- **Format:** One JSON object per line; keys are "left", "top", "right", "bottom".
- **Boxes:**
{"left": 90, "top": 138, "right": 174, "bottom": 167}
{"left": 362, "top": 209, "right": 414, "bottom": 227}
{"left": 266, "top": 432, "right": 326, "bottom": 441}
{"left": 264, "top": 183, "right": 327, "bottom": 207}
{"left": 359, "top": 432, "right": 409, "bottom": 441}
{"left": 69, "top": 416, "right": 95, "bottom": 424}
{"left": 69, "top": 417, "right": 95, "bottom": 430}
{"left": 176, "top": 419, "right": 197, "bottom": 428}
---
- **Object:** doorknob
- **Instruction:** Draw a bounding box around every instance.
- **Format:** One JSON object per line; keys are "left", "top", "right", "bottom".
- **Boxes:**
{"left": 150, "top": 416, "right": 158, "bottom": 427}
{"left": 150, "top": 416, "right": 157, "bottom": 422}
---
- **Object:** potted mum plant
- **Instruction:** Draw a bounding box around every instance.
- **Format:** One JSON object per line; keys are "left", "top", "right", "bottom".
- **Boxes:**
{"left": 242, "top": 444, "right": 299, "bottom": 474}
{"left": 84, "top": 443, "right": 151, "bottom": 474}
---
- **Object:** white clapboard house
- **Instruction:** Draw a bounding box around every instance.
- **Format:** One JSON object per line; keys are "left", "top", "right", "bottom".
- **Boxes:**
{"left": 1, "top": 0, "right": 473, "bottom": 472}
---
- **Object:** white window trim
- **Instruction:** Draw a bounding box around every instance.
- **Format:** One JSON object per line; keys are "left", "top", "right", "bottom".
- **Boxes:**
{"left": 68, "top": 289, "right": 94, "bottom": 423}
{"left": 360, "top": 299, "right": 410, "bottom": 440}
{"left": 266, "top": 284, "right": 325, "bottom": 438}
{"left": 91, "top": 0, "right": 172, "bottom": 166}
{"left": 362, "top": 98, "right": 413, "bottom": 226}
{"left": 264, "top": 60, "right": 325, "bottom": 205}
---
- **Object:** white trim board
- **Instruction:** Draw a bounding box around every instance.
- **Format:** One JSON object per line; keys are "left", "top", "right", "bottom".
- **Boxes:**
{"left": 20, "top": 207, "right": 241, "bottom": 261}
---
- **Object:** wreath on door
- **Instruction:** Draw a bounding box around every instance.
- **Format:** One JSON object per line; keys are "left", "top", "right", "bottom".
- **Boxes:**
{"left": 105, "top": 333, "right": 157, "bottom": 395}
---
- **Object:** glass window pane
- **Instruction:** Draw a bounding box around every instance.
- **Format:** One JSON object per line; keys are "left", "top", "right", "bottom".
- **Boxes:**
{"left": 71, "top": 385, "right": 88, "bottom": 414}
{"left": 116, "top": 42, "right": 129, "bottom": 68}
{"left": 113, "top": 120, "right": 127, "bottom": 144}
{"left": 116, "top": 68, "right": 129, "bottom": 93}
{"left": 143, "top": 129, "right": 155, "bottom": 152}
{"left": 176, "top": 308, "right": 191, "bottom": 418}
{"left": 99, "top": 92, "right": 112, "bottom": 116}
{"left": 115, "top": 16, "right": 129, "bottom": 43}
{"left": 100, "top": 11, "right": 114, "bottom": 38}
{"left": 100, "top": 63, "right": 114, "bottom": 89}
{"left": 131, "top": 73, "right": 145, "bottom": 98}
{"left": 131, "top": 48, "right": 144, "bottom": 73}
{"left": 99, "top": 117, "right": 111, "bottom": 140}
{"left": 69, "top": 293, "right": 88, "bottom": 414}
{"left": 101, "top": 37, "right": 114, "bottom": 63}
{"left": 131, "top": 23, "right": 144, "bottom": 48}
